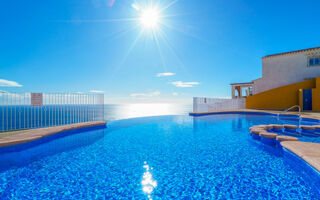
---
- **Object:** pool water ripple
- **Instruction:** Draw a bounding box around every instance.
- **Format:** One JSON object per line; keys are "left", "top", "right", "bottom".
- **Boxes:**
{"left": 0, "top": 114, "right": 320, "bottom": 199}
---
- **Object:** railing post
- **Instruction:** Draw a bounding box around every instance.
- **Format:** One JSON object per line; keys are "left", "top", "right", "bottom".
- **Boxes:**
{"left": 193, "top": 97, "right": 197, "bottom": 113}
{"left": 93, "top": 95, "right": 95, "bottom": 121}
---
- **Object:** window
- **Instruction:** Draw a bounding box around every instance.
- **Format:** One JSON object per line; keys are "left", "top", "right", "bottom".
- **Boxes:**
{"left": 310, "top": 58, "right": 314, "bottom": 66}
{"left": 309, "top": 57, "right": 320, "bottom": 67}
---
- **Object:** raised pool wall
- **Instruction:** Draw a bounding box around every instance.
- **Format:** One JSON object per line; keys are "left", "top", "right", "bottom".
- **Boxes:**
{"left": 246, "top": 77, "right": 320, "bottom": 111}
{"left": 0, "top": 121, "right": 106, "bottom": 148}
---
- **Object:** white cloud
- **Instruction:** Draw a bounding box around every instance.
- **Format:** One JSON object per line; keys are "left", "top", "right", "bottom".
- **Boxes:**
{"left": 0, "top": 79, "right": 22, "bottom": 87}
{"left": 170, "top": 81, "right": 199, "bottom": 88}
{"left": 89, "top": 90, "right": 104, "bottom": 93}
{"left": 172, "top": 92, "right": 178, "bottom": 96}
{"left": 156, "top": 72, "right": 175, "bottom": 77}
{"left": 130, "top": 91, "right": 160, "bottom": 98}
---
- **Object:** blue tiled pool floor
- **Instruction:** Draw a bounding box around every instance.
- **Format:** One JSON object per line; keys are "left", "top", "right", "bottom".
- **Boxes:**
{"left": 0, "top": 114, "right": 320, "bottom": 199}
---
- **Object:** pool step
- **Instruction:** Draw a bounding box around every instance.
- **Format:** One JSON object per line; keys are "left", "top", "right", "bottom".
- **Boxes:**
{"left": 250, "top": 123, "right": 320, "bottom": 139}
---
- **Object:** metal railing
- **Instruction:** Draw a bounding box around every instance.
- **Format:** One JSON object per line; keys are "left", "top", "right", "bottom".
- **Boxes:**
{"left": 0, "top": 92, "right": 104, "bottom": 132}
{"left": 277, "top": 105, "right": 301, "bottom": 120}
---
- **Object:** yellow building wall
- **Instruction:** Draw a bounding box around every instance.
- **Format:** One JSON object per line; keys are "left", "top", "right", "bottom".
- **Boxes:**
{"left": 312, "top": 77, "right": 320, "bottom": 111}
{"left": 246, "top": 79, "right": 316, "bottom": 110}
{"left": 298, "top": 89, "right": 303, "bottom": 110}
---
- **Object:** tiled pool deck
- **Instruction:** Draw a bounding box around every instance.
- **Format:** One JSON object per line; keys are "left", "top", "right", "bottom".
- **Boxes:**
{"left": 0, "top": 121, "right": 106, "bottom": 148}
{"left": 190, "top": 109, "right": 320, "bottom": 172}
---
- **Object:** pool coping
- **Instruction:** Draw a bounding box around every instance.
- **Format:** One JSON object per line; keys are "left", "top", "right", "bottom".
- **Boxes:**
{"left": 249, "top": 123, "right": 320, "bottom": 173}
{"left": 189, "top": 109, "right": 320, "bottom": 122}
{"left": 281, "top": 141, "right": 320, "bottom": 172}
{"left": 0, "top": 121, "right": 107, "bottom": 148}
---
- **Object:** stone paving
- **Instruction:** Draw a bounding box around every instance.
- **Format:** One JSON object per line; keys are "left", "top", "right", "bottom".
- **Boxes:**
{"left": 281, "top": 141, "right": 320, "bottom": 171}
{"left": 248, "top": 121, "right": 320, "bottom": 172}
{"left": 0, "top": 121, "right": 106, "bottom": 148}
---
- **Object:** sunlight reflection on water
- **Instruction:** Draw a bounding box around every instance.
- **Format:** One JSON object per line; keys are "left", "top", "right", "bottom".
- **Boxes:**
{"left": 104, "top": 103, "right": 192, "bottom": 121}
{"left": 141, "top": 161, "right": 157, "bottom": 200}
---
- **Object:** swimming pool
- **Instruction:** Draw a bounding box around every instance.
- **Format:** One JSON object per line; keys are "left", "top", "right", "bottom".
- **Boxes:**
{"left": 0, "top": 114, "right": 320, "bottom": 199}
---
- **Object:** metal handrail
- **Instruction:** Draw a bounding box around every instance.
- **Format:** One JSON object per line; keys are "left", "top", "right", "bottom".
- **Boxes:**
{"left": 277, "top": 105, "right": 301, "bottom": 120}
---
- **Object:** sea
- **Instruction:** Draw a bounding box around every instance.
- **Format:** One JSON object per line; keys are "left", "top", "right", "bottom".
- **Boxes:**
{"left": 0, "top": 103, "right": 193, "bottom": 131}
{"left": 104, "top": 103, "right": 192, "bottom": 121}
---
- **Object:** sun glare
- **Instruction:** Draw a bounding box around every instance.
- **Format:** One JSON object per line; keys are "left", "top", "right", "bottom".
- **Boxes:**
{"left": 139, "top": 8, "right": 160, "bottom": 29}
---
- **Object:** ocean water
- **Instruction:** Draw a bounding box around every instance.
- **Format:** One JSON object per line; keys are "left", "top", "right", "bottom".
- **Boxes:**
{"left": 103, "top": 104, "right": 192, "bottom": 121}
{"left": 0, "top": 104, "right": 192, "bottom": 131}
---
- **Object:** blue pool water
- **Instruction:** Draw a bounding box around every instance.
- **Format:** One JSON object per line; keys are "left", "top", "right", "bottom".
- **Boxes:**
{"left": 0, "top": 114, "right": 320, "bottom": 199}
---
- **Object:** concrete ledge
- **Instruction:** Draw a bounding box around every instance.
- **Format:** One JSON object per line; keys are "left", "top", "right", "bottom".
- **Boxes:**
{"left": 259, "top": 132, "right": 278, "bottom": 139}
{"left": 303, "top": 156, "right": 320, "bottom": 172}
{"left": 190, "top": 109, "right": 320, "bottom": 122}
{"left": 300, "top": 125, "right": 315, "bottom": 130}
{"left": 284, "top": 124, "right": 298, "bottom": 129}
{"left": 190, "top": 110, "right": 274, "bottom": 116}
{"left": 276, "top": 135, "right": 299, "bottom": 142}
{"left": 248, "top": 122, "right": 320, "bottom": 173}
{"left": 281, "top": 141, "right": 320, "bottom": 172}
{"left": 0, "top": 121, "right": 106, "bottom": 148}
{"left": 251, "top": 129, "right": 267, "bottom": 135}
{"left": 256, "top": 125, "right": 271, "bottom": 129}
{"left": 270, "top": 124, "right": 283, "bottom": 129}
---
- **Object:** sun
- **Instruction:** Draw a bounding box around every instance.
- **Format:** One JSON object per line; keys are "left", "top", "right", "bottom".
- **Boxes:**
{"left": 139, "top": 8, "right": 160, "bottom": 29}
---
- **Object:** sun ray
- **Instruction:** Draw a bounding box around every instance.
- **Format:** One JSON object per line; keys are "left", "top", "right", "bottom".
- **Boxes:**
{"left": 152, "top": 29, "right": 167, "bottom": 73}
{"left": 109, "top": 29, "right": 144, "bottom": 81}
{"left": 160, "top": 21, "right": 206, "bottom": 42}
{"left": 51, "top": 17, "right": 140, "bottom": 23}
{"left": 157, "top": 29, "right": 185, "bottom": 68}
{"left": 157, "top": 28, "right": 193, "bottom": 79}
{"left": 159, "top": 0, "right": 180, "bottom": 12}
{"left": 52, "top": 0, "right": 194, "bottom": 82}
{"left": 111, "top": 24, "right": 140, "bottom": 40}
{"left": 161, "top": 12, "right": 195, "bottom": 19}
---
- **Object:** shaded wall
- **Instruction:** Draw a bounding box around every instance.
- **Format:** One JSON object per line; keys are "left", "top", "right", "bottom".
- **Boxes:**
{"left": 246, "top": 78, "right": 316, "bottom": 110}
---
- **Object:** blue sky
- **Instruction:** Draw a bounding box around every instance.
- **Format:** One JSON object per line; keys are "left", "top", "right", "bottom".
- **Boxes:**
{"left": 1, "top": 0, "right": 320, "bottom": 104}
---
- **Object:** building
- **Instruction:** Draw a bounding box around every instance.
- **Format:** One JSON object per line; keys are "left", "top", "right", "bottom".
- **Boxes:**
{"left": 194, "top": 47, "right": 320, "bottom": 114}
{"left": 252, "top": 47, "right": 320, "bottom": 95}
{"left": 231, "top": 82, "right": 253, "bottom": 99}
{"left": 240, "top": 47, "right": 320, "bottom": 111}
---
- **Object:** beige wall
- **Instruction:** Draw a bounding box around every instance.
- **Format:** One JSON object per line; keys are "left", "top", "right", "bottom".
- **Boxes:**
{"left": 253, "top": 53, "right": 320, "bottom": 94}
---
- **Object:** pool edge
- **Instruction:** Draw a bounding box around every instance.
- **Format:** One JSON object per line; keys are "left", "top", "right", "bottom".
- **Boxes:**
{"left": 189, "top": 110, "right": 320, "bottom": 123}
{"left": 0, "top": 121, "right": 107, "bottom": 148}
{"left": 280, "top": 141, "right": 320, "bottom": 173}
{"left": 282, "top": 146, "right": 320, "bottom": 180}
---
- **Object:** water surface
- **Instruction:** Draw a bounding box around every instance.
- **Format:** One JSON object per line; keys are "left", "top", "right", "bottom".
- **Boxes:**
{"left": 0, "top": 114, "right": 319, "bottom": 199}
